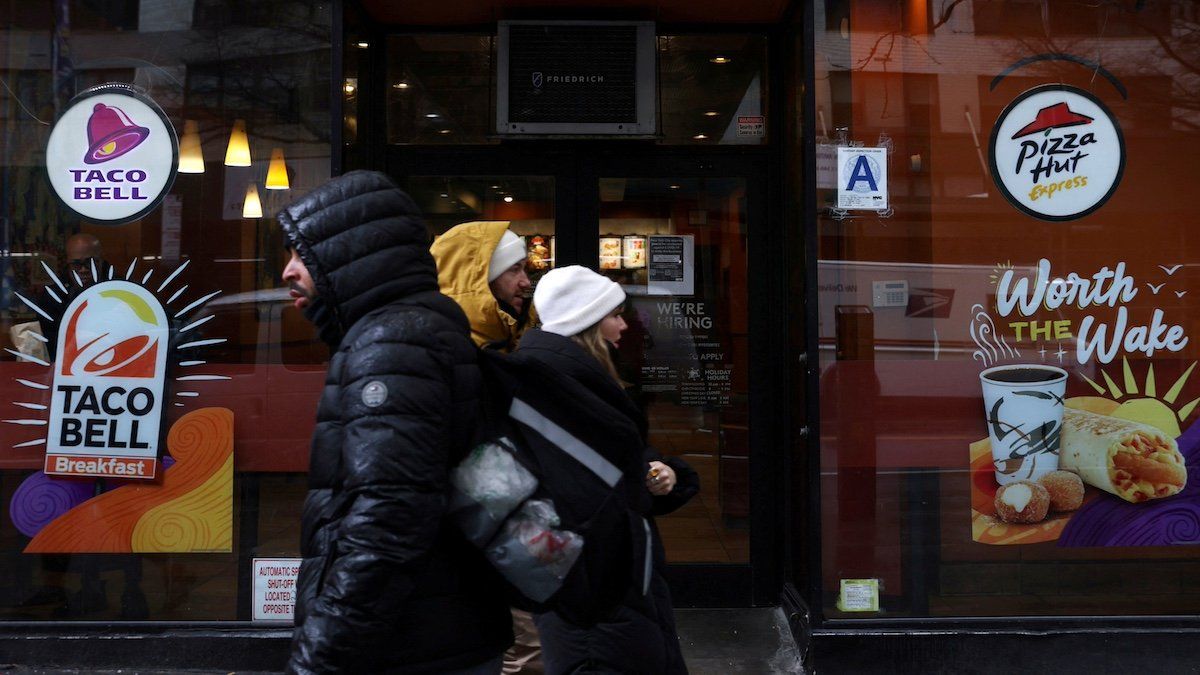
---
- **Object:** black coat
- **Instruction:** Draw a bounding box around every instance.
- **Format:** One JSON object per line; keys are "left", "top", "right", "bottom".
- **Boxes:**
{"left": 279, "top": 171, "right": 512, "bottom": 674}
{"left": 510, "top": 329, "right": 696, "bottom": 675}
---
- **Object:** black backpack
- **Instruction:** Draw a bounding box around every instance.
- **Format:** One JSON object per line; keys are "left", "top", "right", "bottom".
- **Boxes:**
{"left": 448, "top": 348, "right": 651, "bottom": 623}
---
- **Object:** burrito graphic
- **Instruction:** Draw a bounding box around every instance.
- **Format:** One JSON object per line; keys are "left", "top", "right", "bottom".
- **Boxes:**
{"left": 1061, "top": 408, "right": 1188, "bottom": 503}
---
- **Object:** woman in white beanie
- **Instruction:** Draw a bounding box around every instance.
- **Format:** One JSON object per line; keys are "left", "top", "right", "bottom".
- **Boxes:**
{"left": 510, "top": 265, "right": 696, "bottom": 675}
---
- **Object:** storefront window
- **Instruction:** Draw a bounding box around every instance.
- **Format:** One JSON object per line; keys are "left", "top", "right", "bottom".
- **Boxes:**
{"left": 0, "top": 0, "right": 330, "bottom": 621}
{"left": 815, "top": 0, "right": 1200, "bottom": 618}
{"left": 386, "top": 35, "right": 497, "bottom": 145}
{"left": 658, "top": 35, "right": 768, "bottom": 145}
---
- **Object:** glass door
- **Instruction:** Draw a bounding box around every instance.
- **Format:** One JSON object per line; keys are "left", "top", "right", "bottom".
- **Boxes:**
{"left": 579, "top": 154, "right": 775, "bottom": 606}
{"left": 593, "top": 177, "right": 752, "bottom": 565}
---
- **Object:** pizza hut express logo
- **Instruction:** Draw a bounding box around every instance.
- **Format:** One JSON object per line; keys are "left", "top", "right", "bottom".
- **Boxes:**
{"left": 44, "top": 282, "right": 169, "bottom": 478}
{"left": 989, "top": 85, "right": 1125, "bottom": 221}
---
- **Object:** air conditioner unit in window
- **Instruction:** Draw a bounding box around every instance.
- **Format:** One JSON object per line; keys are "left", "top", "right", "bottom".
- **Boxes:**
{"left": 497, "top": 20, "right": 657, "bottom": 136}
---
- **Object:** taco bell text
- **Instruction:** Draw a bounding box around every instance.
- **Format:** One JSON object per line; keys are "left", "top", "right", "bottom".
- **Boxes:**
{"left": 67, "top": 168, "right": 150, "bottom": 200}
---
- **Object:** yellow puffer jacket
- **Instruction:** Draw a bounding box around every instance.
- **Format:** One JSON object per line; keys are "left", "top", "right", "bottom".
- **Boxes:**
{"left": 430, "top": 221, "right": 527, "bottom": 350}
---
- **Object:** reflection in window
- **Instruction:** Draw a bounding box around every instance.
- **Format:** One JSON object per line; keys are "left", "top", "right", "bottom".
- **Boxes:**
{"left": 0, "top": 0, "right": 330, "bottom": 622}
{"left": 387, "top": 35, "right": 496, "bottom": 145}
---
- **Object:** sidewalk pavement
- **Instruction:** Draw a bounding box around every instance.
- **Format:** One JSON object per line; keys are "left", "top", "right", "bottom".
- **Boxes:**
{"left": 2, "top": 607, "right": 805, "bottom": 675}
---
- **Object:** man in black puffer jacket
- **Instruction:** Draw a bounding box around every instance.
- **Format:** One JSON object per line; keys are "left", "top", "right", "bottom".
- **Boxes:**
{"left": 279, "top": 171, "right": 512, "bottom": 674}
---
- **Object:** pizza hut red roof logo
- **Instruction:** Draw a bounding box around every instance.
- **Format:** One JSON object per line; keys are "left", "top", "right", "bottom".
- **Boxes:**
{"left": 83, "top": 103, "right": 151, "bottom": 164}
{"left": 1010, "top": 102, "right": 1095, "bottom": 140}
{"left": 989, "top": 84, "right": 1124, "bottom": 221}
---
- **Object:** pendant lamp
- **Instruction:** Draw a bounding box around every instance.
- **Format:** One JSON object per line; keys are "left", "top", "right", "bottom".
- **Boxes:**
{"left": 265, "top": 148, "right": 290, "bottom": 190}
{"left": 178, "top": 120, "right": 205, "bottom": 173}
{"left": 225, "top": 119, "right": 251, "bottom": 166}
{"left": 242, "top": 182, "right": 263, "bottom": 218}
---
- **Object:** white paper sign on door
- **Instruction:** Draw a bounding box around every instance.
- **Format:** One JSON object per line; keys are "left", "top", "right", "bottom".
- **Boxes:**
{"left": 837, "top": 147, "right": 888, "bottom": 210}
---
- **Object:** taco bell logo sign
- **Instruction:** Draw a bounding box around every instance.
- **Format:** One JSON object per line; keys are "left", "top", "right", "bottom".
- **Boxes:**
{"left": 45, "top": 84, "right": 178, "bottom": 225}
{"left": 83, "top": 103, "right": 150, "bottom": 164}
{"left": 45, "top": 281, "right": 169, "bottom": 480}
{"left": 989, "top": 84, "right": 1124, "bottom": 221}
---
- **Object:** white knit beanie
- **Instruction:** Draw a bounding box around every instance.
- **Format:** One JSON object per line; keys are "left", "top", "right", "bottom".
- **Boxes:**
{"left": 488, "top": 230, "right": 526, "bottom": 282}
{"left": 534, "top": 265, "right": 626, "bottom": 337}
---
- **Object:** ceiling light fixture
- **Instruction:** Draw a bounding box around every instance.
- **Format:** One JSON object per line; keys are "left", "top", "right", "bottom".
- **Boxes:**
{"left": 710, "top": 56, "right": 731, "bottom": 64}
{"left": 355, "top": 41, "right": 369, "bottom": 49}
{"left": 425, "top": 113, "right": 440, "bottom": 119}
{"left": 224, "top": 119, "right": 251, "bottom": 166}
{"left": 693, "top": 133, "right": 708, "bottom": 140}
{"left": 242, "top": 183, "right": 263, "bottom": 219}
{"left": 503, "top": 195, "right": 514, "bottom": 203}
{"left": 704, "top": 111, "right": 719, "bottom": 117}
{"left": 265, "top": 148, "right": 290, "bottom": 190}
{"left": 393, "top": 82, "right": 410, "bottom": 90}
{"left": 178, "top": 120, "right": 204, "bottom": 174}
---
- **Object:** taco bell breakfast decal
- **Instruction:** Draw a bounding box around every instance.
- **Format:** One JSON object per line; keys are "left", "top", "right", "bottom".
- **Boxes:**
{"left": 45, "top": 84, "right": 178, "bottom": 225}
{"left": 44, "top": 281, "right": 169, "bottom": 479}
{"left": 989, "top": 84, "right": 1124, "bottom": 221}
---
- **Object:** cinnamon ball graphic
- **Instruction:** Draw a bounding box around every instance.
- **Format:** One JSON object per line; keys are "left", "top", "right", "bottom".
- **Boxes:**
{"left": 994, "top": 480, "right": 1050, "bottom": 524}
{"left": 1039, "top": 470, "right": 1084, "bottom": 512}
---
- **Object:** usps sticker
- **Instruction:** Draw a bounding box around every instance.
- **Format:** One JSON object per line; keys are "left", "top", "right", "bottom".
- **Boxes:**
{"left": 989, "top": 84, "right": 1124, "bottom": 221}
{"left": 45, "top": 83, "right": 179, "bottom": 225}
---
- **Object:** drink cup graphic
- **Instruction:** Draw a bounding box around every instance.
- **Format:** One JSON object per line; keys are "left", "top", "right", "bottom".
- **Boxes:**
{"left": 980, "top": 364, "right": 1067, "bottom": 485}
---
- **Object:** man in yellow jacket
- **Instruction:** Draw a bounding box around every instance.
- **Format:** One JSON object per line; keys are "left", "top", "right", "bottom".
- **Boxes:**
{"left": 431, "top": 220, "right": 542, "bottom": 673}
{"left": 431, "top": 221, "right": 532, "bottom": 352}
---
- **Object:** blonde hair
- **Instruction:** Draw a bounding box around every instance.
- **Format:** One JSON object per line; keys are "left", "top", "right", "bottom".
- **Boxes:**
{"left": 570, "top": 322, "right": 624, "bottom": 385}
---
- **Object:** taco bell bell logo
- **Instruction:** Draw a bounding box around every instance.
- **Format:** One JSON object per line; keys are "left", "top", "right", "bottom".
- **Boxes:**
{"left": 83, "top": 103, "right": 150, "bottom": 164}
{"left": 44, "top": 281, "right": 169, "bottom": 480}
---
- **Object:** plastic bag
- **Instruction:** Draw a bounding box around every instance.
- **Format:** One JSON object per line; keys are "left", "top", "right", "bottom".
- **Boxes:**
{"left": 485, "top": 499, "right": 583, "bottom": 603}
{"left": 449, "top": 438, "right": 538, "bottom": 546}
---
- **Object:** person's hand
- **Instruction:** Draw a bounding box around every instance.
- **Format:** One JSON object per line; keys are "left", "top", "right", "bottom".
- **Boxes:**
{"left": 646, "top": 461, "right": 675, "bottom": 496}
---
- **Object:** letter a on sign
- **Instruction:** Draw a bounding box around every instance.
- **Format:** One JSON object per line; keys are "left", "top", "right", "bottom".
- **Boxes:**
{"left": 846, "top": 156, "right": 878, "bottom": 192}
{"left": 837, "top": 147, "right": 888, "bottom": 211}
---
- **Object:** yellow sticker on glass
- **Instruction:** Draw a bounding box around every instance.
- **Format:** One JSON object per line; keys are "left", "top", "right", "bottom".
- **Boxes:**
{"left": 837, "top": 578, "right": 880, "bottom": 612}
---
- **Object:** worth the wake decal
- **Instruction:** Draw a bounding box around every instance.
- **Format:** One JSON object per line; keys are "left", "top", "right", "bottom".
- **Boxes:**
{"left": 5, "top": 259, "right": 226, "bottom": 480}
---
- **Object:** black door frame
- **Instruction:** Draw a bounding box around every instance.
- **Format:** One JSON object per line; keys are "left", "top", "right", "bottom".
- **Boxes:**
{"left": 386, "top": 142, "right": 787, "bottom": 607}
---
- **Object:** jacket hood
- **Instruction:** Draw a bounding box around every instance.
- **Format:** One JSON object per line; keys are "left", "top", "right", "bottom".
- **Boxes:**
{"left": 430, "top": 221, "right": 523, "bottom": 348}
{"left": 277, "top": 171, "right": 438, "bottom": 336}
